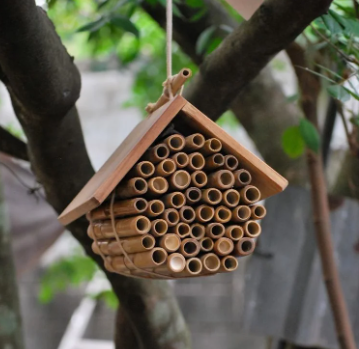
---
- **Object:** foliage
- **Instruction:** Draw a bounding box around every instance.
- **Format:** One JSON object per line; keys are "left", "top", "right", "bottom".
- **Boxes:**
{"left": 91, "top": 289, "right": 119, "bottom": 309}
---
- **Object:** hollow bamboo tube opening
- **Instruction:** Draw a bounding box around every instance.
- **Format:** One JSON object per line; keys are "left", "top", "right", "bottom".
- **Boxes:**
{"left": 243, "top": 220, "right": 262, "bottom": 238}
{"left": 195, "top": 205, "right": 215, "bottom": 223}
{"left": 184, "top": 133, "right": 205, "bottom": 151}
{"left": 200, "top": 237, "right": 214, "bottom": 252}
{"left": 154, "top": 253, "right": 185, "bottom": 273}
{"left": 150, "top": 219, "right": 168, "bottom": 237}
{"left": 147, "top": 177, "right": 169, "bottom": 196}
{"left": 232, "top": 205, "right": 251, "bottom": 223}
{"left": 185, "top": 187, "right": 202, "bottom": 205}
{"left": 235, "top": 238, "right": 255, "bottom": 257}
{"left": 214, "top": 237, "right": 234, "bottom": 256}
{"left": 163, "top": 192, "right": 186, "bottom": 209}
{"left": 251, "top": 205, "right": 267, "bottom": 220}
{"left": 179, "top": 206, "right": 196, "bottom": 224}
{"left": 116, "top": 177, "right": 148, "bottom": 199}
{"left": 200, "top": 138, "right": 222, "bottom": 156}
{"left": 201, "top": 188, "right": 222, "bottom": 205}
{"left": 180, "top": 238, "right": 200, "bottom": 257}
{"left": 159, "top": 233, "right": 181, "bottom": 252}
{"left": 143, "top": 143, "right": 170, "bottom": 164}
{"left": 169, "top": 170, "right": 191, "bottom": 190}
{"left": 222, "top": 189, "right": 240, "bottom": 208}
{"left": 187, "top": 258, "right": 203, "bottom": 274}
{"left": 225, "top": 225, "right": 244, "bottom": 241}
{"left": 170, "top": 222, "right": 191, "bottom": 238}
{"left": 145, "top": 200, "right": 165, "bottom": 217}
{"left": 155, "top": 159, "right": 177, "bottom": 177}
{"left": 234, "top": 169, "right": 252, "bottom": 187}
{"left": 240, "top": 185, "right": 261, "bottom": 204}
{"left": 90, "top": 198, "right": 148, "bottom": 220}
{"left": 205, "top": 223, "right": 225, "bottom": 239}
{"left": 164, "top": 134, "right": 185, "bottom": 152}
{"left": 171, "top": 152, "right": 189, "bottom": 168}
{"left": 224, "top": 155, "right": 239, "bottom": 171}
{"left": 130, "top": 161, "right": 155, "bottom": 178}
{"left": 214, "top": 206, "right": 232, "bottom": 224}
{"left": 187, "top": 152, "right": 205, "bottom": 171}
{"left": 204, "top": 153, "right": 225, "bottom": 171}
{"left": 161, "top": 208, "right": 180, "bottom": 227}
{"left": 201, "top": 253, "right": 220, "bottom": 273}
{"left": 220, "top": 256, "right": 239, "bottom": 272}
{"left": 191, "top": 171, "right": 208, "bottom": 188}
{"left": 207, "top": 170, "right": 235, "bottom": 190}
{"left": 190, "top": 223, "right": 205, "bottom": 240}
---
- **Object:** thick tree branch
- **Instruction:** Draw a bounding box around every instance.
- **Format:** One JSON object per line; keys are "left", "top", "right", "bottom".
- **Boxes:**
{"left": 0, "top": 126, "right": 29, "bottom": 161}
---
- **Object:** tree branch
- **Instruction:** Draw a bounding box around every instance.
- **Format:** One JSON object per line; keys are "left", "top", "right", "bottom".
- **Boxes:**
{"left": 0, "top": 126, "right": 28, "bottom": 161}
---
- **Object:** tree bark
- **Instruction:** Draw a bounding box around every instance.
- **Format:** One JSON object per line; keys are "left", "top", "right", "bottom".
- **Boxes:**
{"left": 0, "top": 172, "right": 25, "bottom": 349}
{"left": 0, "top": 127, "right": 28, "bottom": 161}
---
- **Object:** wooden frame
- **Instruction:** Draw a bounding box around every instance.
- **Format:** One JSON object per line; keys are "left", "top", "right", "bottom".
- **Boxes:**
{"left": 59, "top": 96, "right": 288, "bottom": 225}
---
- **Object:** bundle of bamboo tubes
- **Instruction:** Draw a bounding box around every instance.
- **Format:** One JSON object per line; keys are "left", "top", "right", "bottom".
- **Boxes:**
{"left": 87, "top": 131, "right": 267, "bottom": 279}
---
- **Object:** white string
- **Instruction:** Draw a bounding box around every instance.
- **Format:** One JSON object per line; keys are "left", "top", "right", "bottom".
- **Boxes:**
{"left": 166, "top": 0, "right": 172, "bottom": 79}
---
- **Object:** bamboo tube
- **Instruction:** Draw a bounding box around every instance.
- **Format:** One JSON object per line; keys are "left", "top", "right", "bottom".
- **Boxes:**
{"left": 179, "top": 205, "right": 196, "bottom": 224}
{"left": 171, "top": 152, "right": 189, "bottom": 169}
{"left": 92, "top": 234, "right": 155, "bottom": 256}
{"left": 176, "top": 257, "right": 203, "bottom": 277}
{"left": 201, "top": 253, "right": 220, "bottom": 273}
{"left": 190, "top": 223, "right": 205, "bottom": 240}
{"left": 225, "top": 225, "right": 244, "bottom": 241}
{"left": 199, "top": 138, "right": 222, "bottom": 156}
{"left": 145, "top": 200, "right": 165, "bottom": 217}
{"left": 201, "top": 188, "right": 222, "bottom": 205}
{"left": 214, "top": 205, "right": 232, "bottom": 224}
{"left": 155, "top": 159, "right": 177, "bottom": 177}
{"left": 234, "top": 238, "right": 255, "bottom": 257}
{"left": 129, "top": 161, "right": 155, "bottom": 179}
{"left": 205, "top": 223, "right": 225, "bottom": 239}
{"left": 116, "top": 177, "right": 148, "bottom": 199}
{"left": 163, "top": 134, "right": 185, "bottom": 153}
{"left": 200, "top": 237, "right": 214, "bottom": 252}
{"left": 190, "top": 171, "right": 208, "bottom": 188}
{"left": 162, "top": 192, "right": 186, "bottom": 209}
{"left": 240, "top": 185, "right": 261, "bottom": 204}
{"left": 219, "top": 256, "right": 238, "bottom": 273}
{"left": 150, "top": 219, "right": 168, "bottom": 237}
{"left": 187, "top": 152, "right": 205, "bottom": 171}
{"left": 161, "top": 208, "right": 180, "bottom": 227}
{"left": 90, "top": 216, "right": 151, "bottom": 239}
{"left": 90, "top": 198, "right": 148, "bottom": 220}
{"left": 195, "top": 205, "right": 215, "bottom": 223}
{"left": 169, "top": 170, "right": 191, "bottom": 190}
{"left": 207, "top": 170, "right": 235, "bottom": 190}
{"left": 110, "top": 247, "right": 168, "bottom": 272}
{"left": 143, "top": 143, "right": 170, "bottom": 164}
{"left": 223, "top": 155, "right": 239, "bottom": 171}
{"left": 179, "top": 238, "right": 201, "bottom": 257}
{"left": 147, "top": 177, "right": 169, "bottom": 196}
{"left": 243, "top": 220, "right": 262, "bottom": 238}
{"left": 231, "top": 205, "right": 251, "bottom": 223}
{"left": 233, "top": 169, "right": 252, "bottom": 187}
{"left": 185, "top": 187, "right": 202, "bottom": 205}
{"left": 221, "top": 189, "right": 240, "bottom": 208}
{"left": 184, "top": 133, "right": 205, "bottom": 152}
{"left": 250, "top": 204, "right": 267, "bottom": 220}
{"left": 214, "top": 237, "right": 234, "bottom": 256}
{"left": 153, "top": 253, "right": 186, "bottom": 274}
{"left": 204, "top": 153, "right": 225, "bottom": 171}
{"left": 159, "top": 233, "right": 181, "bottom": 252}
{"left": 145, "top": 68, "right": 192, "bottom": 113}
{"left": 169, "top": 222, "right": 191, "bottom": 238}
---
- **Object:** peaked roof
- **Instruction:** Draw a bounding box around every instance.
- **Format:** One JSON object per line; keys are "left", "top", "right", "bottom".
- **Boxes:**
{"left": 58, "top": 95, "right": 287, "bottom": 225}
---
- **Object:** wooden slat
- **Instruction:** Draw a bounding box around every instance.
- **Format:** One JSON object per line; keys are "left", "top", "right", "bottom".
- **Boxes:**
{"left": 181, "top": 102, "right": 288, "bottom": 199}
{"left": 58, "top": 96, "right": 187, "bottom": 225}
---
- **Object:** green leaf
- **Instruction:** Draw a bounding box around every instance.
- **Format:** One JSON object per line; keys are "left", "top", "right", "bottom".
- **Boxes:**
{"left": 196, "top": 26, "right": 216, "bottom": 55}
{"left": 92, "top": 290, "right": 119, "bottom": 309}
{"left": 327, "top": 84, "right": 351, "bottom": 102}
{"left": 350, "top": 116, "right": 359, "bottom": 127}
{"left": 281, "top": 126, "right": 305, "bottom": 158}
{"left": 185, "top": 0, "right": 205, "bottom": 8}
{"left": 77, "top": 17, "right": 108, "bottom": 32}
{"left": 189, "top": 8, "right": 207, "bottom": 22}
{"left": 110, "top": 15, "right": 139, "bottom": 37}
{"left": 172, "top": 4, "right": 185, "bottom": 18}
{"left": 299, "top": 118, "right": 320, "bottom": 153}
{"left": 344, "top": 87, "right": 359, "bottom": 101}
{"left": 322, "top": 13, "right": 343, "bottom": 35}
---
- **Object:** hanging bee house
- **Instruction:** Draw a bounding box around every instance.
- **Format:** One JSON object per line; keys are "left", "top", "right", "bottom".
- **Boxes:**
{"left": 59, "top": 69, "right": 288, "bottom": 279}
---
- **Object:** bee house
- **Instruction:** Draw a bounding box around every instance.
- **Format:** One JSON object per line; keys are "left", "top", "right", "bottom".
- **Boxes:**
{"left": 59, "top": 95, "right": 288, "bottom": 279}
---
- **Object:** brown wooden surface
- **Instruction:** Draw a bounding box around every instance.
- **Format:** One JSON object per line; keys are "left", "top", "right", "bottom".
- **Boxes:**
{"left": 58, "top": 96, "right": 187, "bottom": 225}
